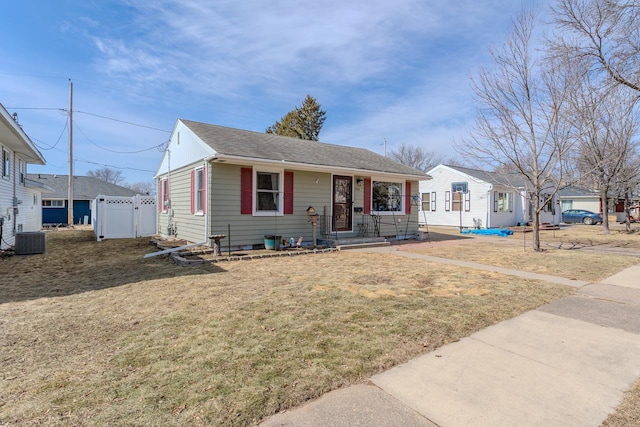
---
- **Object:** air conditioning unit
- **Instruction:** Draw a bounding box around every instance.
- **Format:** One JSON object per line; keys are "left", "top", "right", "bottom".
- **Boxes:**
{"left": 15, "top": 232, "right": 46, "bottom": 255}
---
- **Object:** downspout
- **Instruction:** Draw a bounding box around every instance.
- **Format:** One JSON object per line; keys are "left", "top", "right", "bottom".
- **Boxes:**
{"left": 166, "top": 148, "right": 172, "bottom": 235}
{"left": 203, "top": 155, "right": 216, "bottom": 245}
{"left": 486, "top": 184, "right": 492, "bottom": 228}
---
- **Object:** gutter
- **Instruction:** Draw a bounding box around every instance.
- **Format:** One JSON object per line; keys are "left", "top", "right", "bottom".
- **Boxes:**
{"left": 211, "top": 154, "right": 429, "bottom": 181}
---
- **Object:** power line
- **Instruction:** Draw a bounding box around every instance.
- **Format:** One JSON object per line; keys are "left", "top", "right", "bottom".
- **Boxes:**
{"left": 32, "top": 118, "right": 68, "bottom": 151}
{"left": 75, "top": 157, "right": 156, "bottom": 173}
{"left": 75, "top": 110, "right": 171, "bottom": 132}
{"left": 75, "top": 122, "right": 165, "bottom": 154}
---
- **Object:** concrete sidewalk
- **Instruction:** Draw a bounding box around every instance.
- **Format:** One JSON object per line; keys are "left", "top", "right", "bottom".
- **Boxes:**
{"left": 260, "top": 251, "right": 640, "bottom": 427}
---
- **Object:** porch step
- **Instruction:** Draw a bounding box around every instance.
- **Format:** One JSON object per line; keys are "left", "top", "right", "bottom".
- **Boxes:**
{"left": 335, "top": 241, "right": 391, "bottom": 251}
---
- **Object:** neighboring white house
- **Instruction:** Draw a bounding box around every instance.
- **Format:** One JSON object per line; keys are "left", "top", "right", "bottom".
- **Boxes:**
{"left": 0, "top": 103, "right": 47, "bottom": 249}
{"left": 419, "top": 164, "right": 560, "bottom": 229}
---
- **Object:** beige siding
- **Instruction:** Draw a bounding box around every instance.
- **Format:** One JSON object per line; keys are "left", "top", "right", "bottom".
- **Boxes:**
{"left": 210, "top": 164, "right": 331, "bottom": 248}
{"left": 157, "top": 164, "right": 207, "bottom": 244}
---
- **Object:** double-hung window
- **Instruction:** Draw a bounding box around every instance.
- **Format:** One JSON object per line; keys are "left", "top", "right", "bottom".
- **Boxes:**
{"left": 255, "top": 170, "right": 282, "bottom": 215}
{"left": 191, "top": 167, "right": 206, "bottom": 214}
{"left": 372, "top": 180, "right": 403, "bottom": 213}
{"left": 421, "top": 192, "right": 431, "bottom": 212}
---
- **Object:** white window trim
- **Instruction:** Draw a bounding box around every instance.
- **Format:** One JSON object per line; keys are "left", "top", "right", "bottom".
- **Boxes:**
{"left": 43, "top": 200, "right": 65, "bottom": 208}
{"left": 370, "top": 178, "right": 405, "bottom": 215}
{"left": 193, "top": 166, "right": 205, "bottom": 215}
{"left": 253, "top": 167, "right": 284, "bottom": 217}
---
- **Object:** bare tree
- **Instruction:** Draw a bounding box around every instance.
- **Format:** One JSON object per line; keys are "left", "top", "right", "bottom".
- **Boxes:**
{"left": 566, "top": 77, "right": 639, "bottom": 234}
{"left": 126, "top": 181, "right": 156, "bottom": 195}
{"left": 459, "top": 8, "right": 575, "bottom": 251}
{"left": 87, "top": 167, "right": 125, "bottom": 185}
{"left": 388, "top": 144, "right": 460, "bottom": 172}
{"left": 614, "top": 152, "right": 640, "bottom": 231}
{"left": 550, "top": 0, "right": 640, "bottom": 93}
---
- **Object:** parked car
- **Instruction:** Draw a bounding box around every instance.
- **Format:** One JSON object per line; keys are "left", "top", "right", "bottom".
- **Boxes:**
{"left": 561, "top": 209, "right": 603, "bottom": 225}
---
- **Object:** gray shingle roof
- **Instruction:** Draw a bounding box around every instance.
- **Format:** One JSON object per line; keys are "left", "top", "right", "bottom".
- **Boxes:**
{"left": 181, "top": 120, "right": 428, "bottom": 179}
{"left": 443, "top": 164, "right": 530, "bottom": 188}
{"left": 558, "top": 186, "right": 598, "bottom": 198}
{"left": 27, "top": 174, "right": 139, "bottom": 200}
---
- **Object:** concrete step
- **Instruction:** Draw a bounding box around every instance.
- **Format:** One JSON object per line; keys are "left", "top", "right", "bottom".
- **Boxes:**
{"left": 336, "top": 241, "right": 391, "bottom": 251}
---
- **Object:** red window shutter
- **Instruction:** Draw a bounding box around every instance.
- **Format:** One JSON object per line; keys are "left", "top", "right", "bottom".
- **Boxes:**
{"left": 284, "top": 171, "right": 294, "bottom": 214}
{"left": 190, "top": 170, "right": 195, "bottom": 214}
{"left": 157, "top": 180, "right": 162, "bottom": 212}
{"left": 202, "top": 165, "right": 207, "bottom": 214}
{"left": 405, "top": 182, "right": 412, "bottom": 213}
{"left": 364, "top": 178, "right": 372, "bottom": 214}
{"left": 241, "top": 167, "right": 253, "bottom": 214}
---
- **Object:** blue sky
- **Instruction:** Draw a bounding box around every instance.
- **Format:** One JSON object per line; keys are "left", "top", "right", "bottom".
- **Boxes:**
{"left": 1, "top": 0, "right": 542, "bottom": 184}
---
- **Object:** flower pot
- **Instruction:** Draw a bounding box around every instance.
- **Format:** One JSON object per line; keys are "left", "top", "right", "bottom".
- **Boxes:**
{"left": 264, "top": 235, "right": 282, "bottom": 250}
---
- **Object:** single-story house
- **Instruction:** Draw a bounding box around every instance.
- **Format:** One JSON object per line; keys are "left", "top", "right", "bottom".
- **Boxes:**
{"left": 1, "top": 104, "right": 47, "bottom": 249}
{"left": 154, "top": 120, "right": 428, "bottom": 249}
{"left": 558, "top": 185, "right": 640, "bottom": 222}
{"left": 557, "top": 186, "right": 601, "bottom": 213}
{"left": 27, "top": 174, "right": 138, "bottom": 225}
{"left": 419, "top": 164, "right": 560, "bottom": 229}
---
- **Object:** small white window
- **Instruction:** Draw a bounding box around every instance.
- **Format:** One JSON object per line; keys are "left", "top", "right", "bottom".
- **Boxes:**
{"left": 254, "top": 169, "right": 282, "bottom": 215}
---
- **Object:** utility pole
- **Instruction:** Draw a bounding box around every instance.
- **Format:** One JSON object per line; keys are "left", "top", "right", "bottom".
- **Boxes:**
{"left": 67, "top": 79, "right": 74, "bottom": 226}
{"left": 383, "top": 137, "right": 387, "bottom": 157}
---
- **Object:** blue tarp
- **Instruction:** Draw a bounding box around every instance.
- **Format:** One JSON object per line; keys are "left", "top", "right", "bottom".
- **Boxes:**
{"left": 460, "top": 228, "right": 513, "bottom": 237}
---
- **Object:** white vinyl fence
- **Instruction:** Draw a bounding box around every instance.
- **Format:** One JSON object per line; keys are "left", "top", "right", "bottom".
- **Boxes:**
{"left": 92, "top": 195, "right": 157, "bottom": 241}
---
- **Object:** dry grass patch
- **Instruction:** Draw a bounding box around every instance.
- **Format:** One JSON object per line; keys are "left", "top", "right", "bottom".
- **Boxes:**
{"left": 409, "top": 226, "right": 639, "bottom": 282}
{"left": 1, "top": 229, "right": 574, "bottom": 426}
{"left": 602, "top": 378, "right": 640, "bottom": 426}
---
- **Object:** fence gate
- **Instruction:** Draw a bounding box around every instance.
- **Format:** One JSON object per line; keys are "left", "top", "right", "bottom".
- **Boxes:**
{"left": 93, "top": 195, "right": 157, "bottom": 241}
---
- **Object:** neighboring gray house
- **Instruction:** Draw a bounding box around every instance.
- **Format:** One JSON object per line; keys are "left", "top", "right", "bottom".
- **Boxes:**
{"left": 27, "top": 174, "right": 138, "bottom": 225}
{"left": 419, "top": 164, "right": 560, "bottom": 228}
{"left": 1, "top": 103, "right": 47, "bottom": 249}
{"left": 154, "top": 119, "right": 428, "bottom": 249}
{"left": 558, "top": 186, "right": 601, "bottom": 213}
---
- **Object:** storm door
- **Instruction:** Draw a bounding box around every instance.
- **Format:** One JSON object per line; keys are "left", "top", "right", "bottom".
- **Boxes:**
{"left": 332, "top": 175, "right": 353, "bottom": 232}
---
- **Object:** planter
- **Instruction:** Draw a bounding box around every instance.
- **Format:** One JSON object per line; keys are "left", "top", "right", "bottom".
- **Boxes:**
{"left": 264, "top": 235, "right": 282, "bottom": 250}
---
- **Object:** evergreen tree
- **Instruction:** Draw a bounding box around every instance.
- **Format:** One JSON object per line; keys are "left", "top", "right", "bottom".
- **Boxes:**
{"left": 266, "top": 95, "right": 326, "bottom": 141}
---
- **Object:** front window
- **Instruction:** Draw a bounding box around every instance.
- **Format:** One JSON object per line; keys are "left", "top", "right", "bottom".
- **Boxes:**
{"left": 256, "top": 170, "right": 281, "bottom": 214}
{"left": 372, "top": 180, "right": 403, "bottom": 213}
{"left": 497, "top": 192, "right": 512, "bottom": 212}
{"left": 451, "top": 182, "right": 468, "bottom": 212}
{"left": 542, "top": 194, "right": 554, "bottom": 213}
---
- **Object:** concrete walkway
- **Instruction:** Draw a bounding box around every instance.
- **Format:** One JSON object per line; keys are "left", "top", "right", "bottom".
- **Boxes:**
{"left": 259, "top": 250, "right": 640, "bottom": 427}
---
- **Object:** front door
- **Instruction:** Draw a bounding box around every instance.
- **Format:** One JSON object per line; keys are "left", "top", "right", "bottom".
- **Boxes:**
{"left": 332, "top": 175, "right": 353, "bottom": 232}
